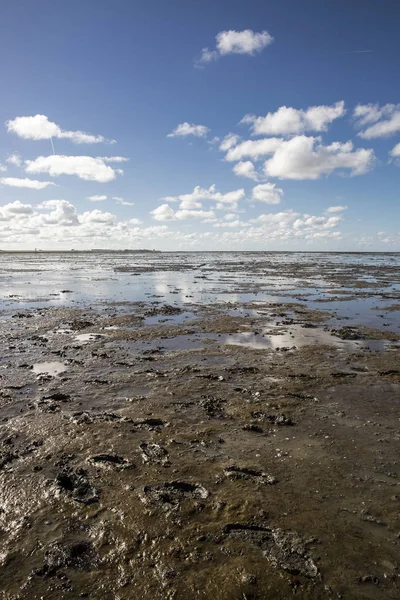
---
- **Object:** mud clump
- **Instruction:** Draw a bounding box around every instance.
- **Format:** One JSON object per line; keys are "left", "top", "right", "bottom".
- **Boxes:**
{"left": 331, "top": 326, "right": 365, "bottom": 340}
{"left": 251, "top": 411, "right": 295, "bottom": 426}
{"left": 224, "top": 523, "right": 319, "bottom": 579}
{"left": 140, "top": 442, "right": 170, "bottom": 466}
{"left": 0, "top": 449, "right": 18, "bottom": 469}
{"left": 224, "top": 465, "right": 278, "bottom": 485}
{"left": 242, "top": 424, "right": 264, "bottom": 433}
{"left": 55, "top": 468, "right": 99, "bottom": 504}
{"left": 145, "top": 304, "right": 182, "bottom": 317}
{"left": 140, "top": 480, "right": 209, "bottom": 508}
{"left": 67, "top": 319, "right": 94, "bottom": 330}
{"left": 39, "top": 540, "right": 97, "bottom": 574}
{"left": 199, "top": 395, "right": 226, "bottom": 417}
{"left": 89, "top": 453, "right": 134, "bottom": 470}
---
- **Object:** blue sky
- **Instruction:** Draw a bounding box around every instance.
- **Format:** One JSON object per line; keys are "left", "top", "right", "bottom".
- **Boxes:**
{"left": 0, "top": 0, "right": 399, "bottom": 250}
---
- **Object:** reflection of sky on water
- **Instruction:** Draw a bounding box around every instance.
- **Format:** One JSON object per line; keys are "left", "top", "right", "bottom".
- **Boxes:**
{"left": 0, "top": 252, "right": 398, "bottom": 329}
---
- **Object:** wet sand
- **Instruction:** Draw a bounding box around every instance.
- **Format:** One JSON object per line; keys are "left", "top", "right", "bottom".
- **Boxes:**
{"left": 0, "top": 253, "right": 399, "bottom": 599}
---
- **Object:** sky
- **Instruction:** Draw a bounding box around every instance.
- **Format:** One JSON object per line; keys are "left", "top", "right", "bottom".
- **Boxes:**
{"left": 0, "top": 0, "right": 399, "bottom": 251}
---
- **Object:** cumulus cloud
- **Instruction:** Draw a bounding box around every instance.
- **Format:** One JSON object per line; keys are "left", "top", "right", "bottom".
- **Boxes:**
{"left": 252, "top": 182, "right": 283, "bottom": 204}
{"left": 38, "top": 200, "right": 79, "bottom": 226}
{"left": 0, "top": 164, "right": 7, "bottom": 173}
{"left": 197, "top": 29, "right": 274, "bottom": 65}
{"left": 264, "top": 136, "right": 375, "bottom": 179}
{"left": 241, "top": 101, "right": 345, "bottom": 136}
{"left": 151, "top": 204, "right": 176, "bottom": 221}
{"left": 25, "top": 155, "right": 118, "bottom": 182}
{"left": 175, "top": 209, "right": 216, "bottom": 220}
{"left": 219, "top": 133, "right": 241, "bottom": 151}
{"left": 390, "top": 142, "right": 400, "bottom": 158}
{"left": 354, "top": 103, "right": 400, "bottom": 138}
{"left": 6, "top": 153, "right": 22, "bottom": 167}
{"left": 0, "top": 200, "right": 33, "bottom": 219}
{"left": 224, "top": 137, "right": 283, "bottom": 162}
{"left": 0, "top": 195, "right": 349, "bottom": 250}
{"left": 233, "top": 160, "right": 258, "bottom": 180}
{"left": 80, "top": 209, "right": 116, "bottom": 225}
{"left": 150, "top": 202, "right": 217, "bottom": 222}
{"left": 326, "top": 205, "right": 348, "bottom": 213}
{"left": 6, "top": 114, "right": 114, "bottom": 144}
{"left": 167, "top": 122, "right": 209, "bottom": 138}
{"left": 0, "top": 177, "right": 56, "bottom": 189}
{"left": 163, "top": 184, "right": 245, "bottom": 211}
{"left": 87, "top": 195, "right": 107, "bottom": 202}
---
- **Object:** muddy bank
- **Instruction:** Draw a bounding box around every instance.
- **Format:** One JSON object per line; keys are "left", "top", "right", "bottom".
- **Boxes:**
{"left": 0, "top": 295, "right": 399, "bottom": 600}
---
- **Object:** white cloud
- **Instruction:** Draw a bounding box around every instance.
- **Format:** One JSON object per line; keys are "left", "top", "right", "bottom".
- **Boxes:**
{"left": 113, "top": 197, "right": 135, "bottom": 206}
{"left": 390, "top": 143, "right": 400, "bottom": 158}
{"left": 354, "top": 103, "right": 400, "bottom": 138}
{"left": 252, "top": 182, "right": 283, "bottom": 204}
{"left": 0, "top": 177, "right": 56, "bottom": 189}
{"left": 6, "top": 153, "right": 22, "bottom": 167}
{"left": 150, "top": 202, "right": 217, "bottom": 222}
{"left": 233, "top": 160, "right": 258, "bottom": 180}
{"left": 197, "top": 29, "right": 273, "bottom": 65}
{"left": 353, "top": 103, "right": 385, "bottom": 125}
{"left": 219, "top": 133, "right": 240, "bottom": 151}
{"left": 217, "top": 29, "right": 274, "bottom": 55}
{"left": 25, "top": 155, "right": 118, "bottom": 182}
{"left": 151, "top": 204, "right": 176, "bottom": 221}
{"left": 0, "top": 200, "right": 33, "bottom": 219}
{"left": 179, "top": 198, "right": 203, "bottom": 210}
{"left": 80, "top": 209, "right": 116, "bottom": 225}
{"left": 100, "top": 156, "right": 129, "bottom": 163}
{"left": 37, "top": 200, "right": 79, "bottom": 226}
{"left": 264, "top": 136, "right": 375, "bottom": 179}
{"left": 326, "top": 205, "right": 348, "bottom": 213}
{"left": 241, "top": 102, "right": 346, "bottom": 136}
{"left": 198, "top": 48, "right": 219, "bottom": 64}
{"left": 0, "top": 164, "right": 7, "bottom": 173}
{"left": 87, "top": 195, "right": 107, "bottom": 202}
{"left": 167, "top": 122, "right": 209, "bottom": 138}
{"left": 175, "top": 209, "right": 216, "bottom": 220}
{"left": 224, "top": 137, "right": 283, "bottom": 162}
{"left": 164, "top": 184, "right": 245, "bottom": 211}
{"left": 129, "top": 218, "right": 142, "bottom": 225}
{"left": 6, "top": 114, "right": 113, "bottom": 144}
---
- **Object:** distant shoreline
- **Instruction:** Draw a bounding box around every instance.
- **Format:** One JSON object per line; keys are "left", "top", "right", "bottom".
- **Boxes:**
{"left": 0, "top": 250, "right": 398, "bottom": 255}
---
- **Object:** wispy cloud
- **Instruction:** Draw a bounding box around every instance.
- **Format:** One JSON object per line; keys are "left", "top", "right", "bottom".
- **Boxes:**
{"left": 339, "top": 50, "right": 373, "bottom": 54}
{"left": 0, "top": 177, "right": 56, "bottom": 189}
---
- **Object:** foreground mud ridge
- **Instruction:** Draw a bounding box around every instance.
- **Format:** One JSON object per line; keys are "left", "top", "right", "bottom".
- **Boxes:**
{"left": 0, "top": 297, "right": 399, "bottom": 599}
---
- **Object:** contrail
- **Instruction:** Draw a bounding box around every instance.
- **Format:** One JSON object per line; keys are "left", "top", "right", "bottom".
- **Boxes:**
{"left": 50, "top": 137, "right": 55, "bottom": 154}
{"left": 340, "top": 50, "right": 373, "bottom": 54}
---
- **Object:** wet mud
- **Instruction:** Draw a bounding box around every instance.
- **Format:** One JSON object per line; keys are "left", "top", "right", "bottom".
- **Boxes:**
{"left": 0, "top": 253, "right": 399, "bottom": 599}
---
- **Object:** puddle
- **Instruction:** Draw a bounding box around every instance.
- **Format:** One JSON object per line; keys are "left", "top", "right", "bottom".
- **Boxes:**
{"left": 74, "top": 333, "right": 107, "bottom": 344}
{"left": 32, "top": 361, "right": 68, "bottom": 376}
{"left": 222, "top": 325, "right": 397, "bottom": 353}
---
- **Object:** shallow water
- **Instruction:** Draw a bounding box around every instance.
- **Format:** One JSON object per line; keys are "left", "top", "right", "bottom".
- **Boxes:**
{"left": 32, "top": 361, "right": 68, "bottom": 376}
{"left": 0, "top": 251, "right": 399, "bottom": 329}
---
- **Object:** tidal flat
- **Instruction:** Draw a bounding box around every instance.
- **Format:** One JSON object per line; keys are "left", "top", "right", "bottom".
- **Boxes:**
{"left": 0, "top": 252, "right": 399, "bottom": 599}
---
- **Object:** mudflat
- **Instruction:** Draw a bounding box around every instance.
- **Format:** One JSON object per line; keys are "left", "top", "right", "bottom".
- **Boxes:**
{"left": 0, "top": 252, "right": 399, "bottom": 599}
